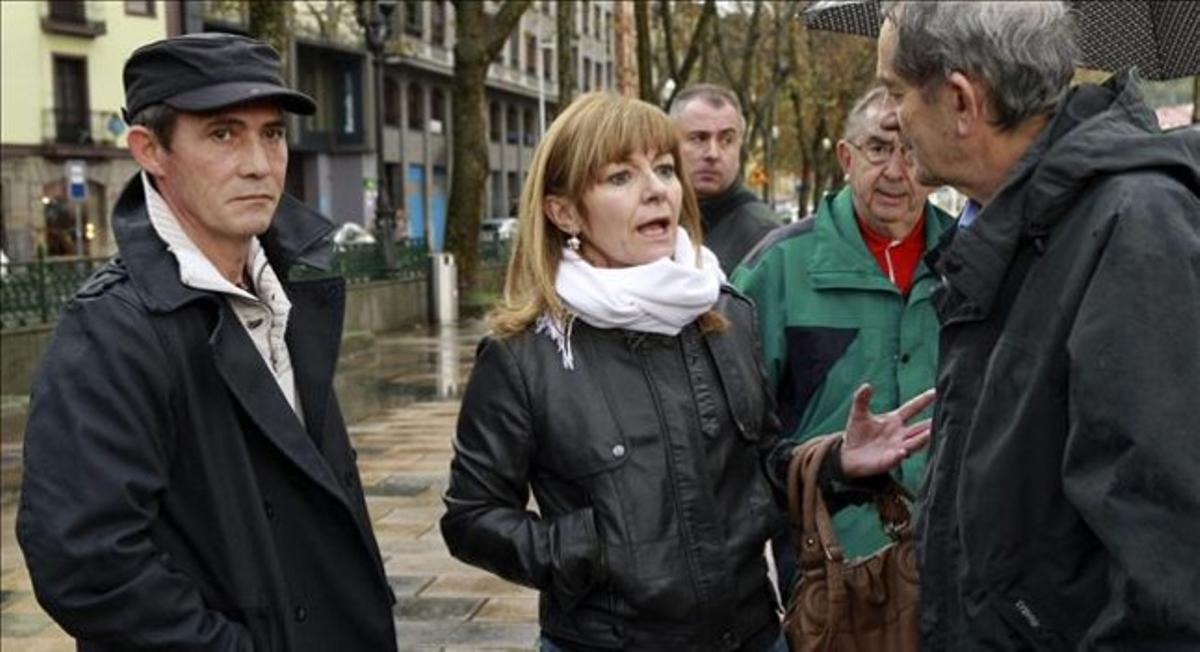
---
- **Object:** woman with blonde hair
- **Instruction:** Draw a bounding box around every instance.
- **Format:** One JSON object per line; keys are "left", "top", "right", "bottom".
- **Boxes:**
{"left": 441, "top": 92, "right": 932, "bottom": 651}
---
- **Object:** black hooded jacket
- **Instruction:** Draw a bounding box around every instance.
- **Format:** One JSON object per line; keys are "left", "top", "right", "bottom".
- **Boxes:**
{"left": 698, "top": 183, "right": 779, "bottom": 275}
{"left": 918, "top": 72, "right": 1200, "bottom": 650}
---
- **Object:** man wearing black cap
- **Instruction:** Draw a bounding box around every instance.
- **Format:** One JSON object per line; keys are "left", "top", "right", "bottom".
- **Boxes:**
{"left": 17, "top": 33, "right": 398, "bottom": 651}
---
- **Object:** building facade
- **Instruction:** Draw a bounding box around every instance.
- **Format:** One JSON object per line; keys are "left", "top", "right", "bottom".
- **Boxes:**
{"left": 383, "top": 0, "right": 616, "bottom": 248}
{"left": 0, "top": 0, "right": 617, "bottom": 262}
{"left": 0, "top": 0, "right": 167, "bottom": 262}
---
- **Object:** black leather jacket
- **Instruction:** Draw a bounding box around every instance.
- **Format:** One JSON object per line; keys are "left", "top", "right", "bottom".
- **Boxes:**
{"left": 442, "top": 288, "right": 792, "bottom": 651}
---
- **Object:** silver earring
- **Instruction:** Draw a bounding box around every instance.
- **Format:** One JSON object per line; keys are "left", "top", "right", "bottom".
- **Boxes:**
{"left": 567, "top": 232, "right": 581, "bottom": 251}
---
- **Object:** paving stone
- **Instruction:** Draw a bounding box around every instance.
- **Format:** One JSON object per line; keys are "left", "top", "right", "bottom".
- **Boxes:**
{"left": 393, "top": 596, "right": 484, "bottom": 621}
{"left": 443, "top": 621, "right": 540, "bottom": 647}
{"left": 393, "top": 620, "right": 463, "bottom": 649}
{"left": 368, "top": 475, "right": 432, "bottom": 497}
{"left": 473, "top": 597, "right": 540, "bottom": 623}
{"left": 1, "top": 611, "right": 52, "bottom": 637}
{"left": 422, "top": 575, "right": 536, "bottom": 599}
{"left": 388, "top": 575, "right": 435, "bottom": 597}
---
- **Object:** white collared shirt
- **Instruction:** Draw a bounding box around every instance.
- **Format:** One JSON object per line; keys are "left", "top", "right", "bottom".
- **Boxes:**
{"left": 142, "top": 173, "right": 304, "bottom": 424}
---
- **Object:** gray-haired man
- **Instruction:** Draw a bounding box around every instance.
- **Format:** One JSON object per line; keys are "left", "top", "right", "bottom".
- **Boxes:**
{"left": 876, "top": 1, "right": 1200, "bottom": 648}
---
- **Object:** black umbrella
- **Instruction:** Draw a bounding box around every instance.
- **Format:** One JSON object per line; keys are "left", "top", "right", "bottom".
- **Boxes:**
{"left": 804, "top": 0, "right": 1200, "bottom": 81}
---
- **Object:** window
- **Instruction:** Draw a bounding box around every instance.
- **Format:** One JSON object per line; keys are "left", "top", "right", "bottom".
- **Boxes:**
{"left": 383, "top": 76, "right": 401, "bottom": 126}
{"left": 506, "top": 171, "right": 520, "bottom": 214}
{"left": 403, "top": 0, "right": 422, "bottom": 37}
{"left": 49, "top": 0, "right": 86, "bottom": 23}
{"left": 595, "top": 61, "right": 604, "bottom": 90}
{"left": 430, "top": 87, "right": 445, "bottom": 132}
{"left": 430, "top": 0, "right": 446, "bottom": 46}
{"left": 594, "top": 6, "right": 601, "bottom": 38}
{"left": 407, "top": 82, "right": 424, "bottom": 131}
{"left": 606, "top": 61, "right": 613, "bottom": 89}
{"left": 506, "top": 106, "right": 519, "bottom": 144}
{"left": 508, "top": 34, "right": 520, "bottom": 67}
{"left": 606, "top": 12, "right": 612, "bottom": 52}
{"left": 523, "top": 108, "right": 536, "bottom": 146}
{"left": 581, "top": 0, "right": 589, "bottom": 34}
{"left": 582, "top": 56, "right": 591, "bottom": 92}
{"left": 525, "top": 34, "right": 537, "bottom": 76}
{"left": 52, "top": 54, "right": 89, "bottom": 144}
{"left": 491, "top": 171, "right": 504, "bottom": 217}
{"left": 124, "top": 0, "right": 154, "bottom": 16}
{"left": 489, "top": 101, "right": 500, "bottom": 142}
{"left": 543, "top": 47, "right": 554, "bottom": 82}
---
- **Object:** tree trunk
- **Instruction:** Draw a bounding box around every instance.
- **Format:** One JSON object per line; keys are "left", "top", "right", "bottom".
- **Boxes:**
{"left": 447, "top": 0, "right": 531, "bottom": 289}
{"left": 634, "top": 0, "right": 655, "bottom": 103}
{"left": 557, "top": 1, "right": 577, "bottom": 108}
{"left": 247, "top": 1, "right": 290, "bottom": 63}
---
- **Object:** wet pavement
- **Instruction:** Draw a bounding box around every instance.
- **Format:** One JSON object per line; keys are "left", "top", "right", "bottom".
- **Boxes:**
{"left": 1, "top": 319, "right": 543, "bottom": 651}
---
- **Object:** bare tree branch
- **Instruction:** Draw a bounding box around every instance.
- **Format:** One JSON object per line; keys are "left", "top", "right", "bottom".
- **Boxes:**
{"left": 484, "top": 0, "right": 533, "bottom": 61}
{"left": 667, "top": 0, "right": 717, "bottom": 106}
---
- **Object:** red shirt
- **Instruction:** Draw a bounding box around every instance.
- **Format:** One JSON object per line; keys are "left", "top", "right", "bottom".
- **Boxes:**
{"left": 856, "top": 212, "right": 926, "bottom": 295}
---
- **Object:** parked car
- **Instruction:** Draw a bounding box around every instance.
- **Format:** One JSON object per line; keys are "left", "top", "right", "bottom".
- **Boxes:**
{"left": 333, "top": 222, "right": 376, "bottom": 245}
{"left": 480, "top": 217, "right": 518, "bottom": 242}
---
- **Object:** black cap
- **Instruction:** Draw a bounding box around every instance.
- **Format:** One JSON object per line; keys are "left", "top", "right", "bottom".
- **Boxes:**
{"left": 123, "top": 33, "right": 316, "bottom": 121}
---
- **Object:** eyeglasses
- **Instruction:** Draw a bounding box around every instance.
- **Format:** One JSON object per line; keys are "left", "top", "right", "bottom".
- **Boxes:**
{"left": 847, "top": 139, "right": 915, "bottom": 166}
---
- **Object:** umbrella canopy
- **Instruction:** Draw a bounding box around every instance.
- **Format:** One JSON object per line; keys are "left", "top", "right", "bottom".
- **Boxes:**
{"left": 804, "top": 0, "right": 1200, "bottom": 81}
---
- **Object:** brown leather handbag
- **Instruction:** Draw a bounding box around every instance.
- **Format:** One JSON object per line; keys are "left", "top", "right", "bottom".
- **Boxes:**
{"left": 783, "top": 434, "right": 921, "bottom": 652}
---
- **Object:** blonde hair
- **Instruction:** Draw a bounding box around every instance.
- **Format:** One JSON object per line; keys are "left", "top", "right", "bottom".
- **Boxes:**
{"left": 489, "top": 92, "right": 724, "bottom": 336}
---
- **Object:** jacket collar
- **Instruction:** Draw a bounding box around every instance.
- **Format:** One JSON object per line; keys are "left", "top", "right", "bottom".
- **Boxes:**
{"left": 810, "top": 186, "right": 950, "bottom": 294}
{"left": 698, "top": 182, "right": 761, "bottom": 232}
{"left": 929, "top": 70, "right": 1159, "bottom": 319}
{"left": 111, "top": 172, "right": 336, "bottom": 314}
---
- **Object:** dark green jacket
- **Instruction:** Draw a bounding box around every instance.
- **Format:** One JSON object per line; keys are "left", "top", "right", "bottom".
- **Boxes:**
{"left": 732, "top": 186, "right": 952, "bottom": 556}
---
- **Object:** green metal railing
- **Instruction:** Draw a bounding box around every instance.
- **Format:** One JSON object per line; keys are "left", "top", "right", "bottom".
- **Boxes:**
{"left": 0, "top": 252, "right": 109, "bottom": 330}
{"left": 2, "top": 239, "right": 512, "bottom": 330}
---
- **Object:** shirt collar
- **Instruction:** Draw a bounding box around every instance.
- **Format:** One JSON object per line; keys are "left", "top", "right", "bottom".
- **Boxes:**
{"left": 958, "top": 198, "right": 982, "bottom": 229}
{"left": 141, "top": 172, "right": 262, "bottom": 301}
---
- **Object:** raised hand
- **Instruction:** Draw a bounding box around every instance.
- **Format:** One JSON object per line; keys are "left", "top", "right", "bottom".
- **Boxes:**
{"left": 840, "top": 384, "right": 936, "bottom": 478}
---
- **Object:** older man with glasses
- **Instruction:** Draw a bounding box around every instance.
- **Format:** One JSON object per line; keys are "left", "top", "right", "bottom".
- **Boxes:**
{"left": 732, "top": 86, "right": 952, "bottom": 602}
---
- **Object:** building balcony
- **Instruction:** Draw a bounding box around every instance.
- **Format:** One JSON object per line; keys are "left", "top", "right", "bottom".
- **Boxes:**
{"left": 42, "top": 108, "right": 126, "bottom": 147}
{"left": 40, "top": 1, "right": 106, "bottom": 37}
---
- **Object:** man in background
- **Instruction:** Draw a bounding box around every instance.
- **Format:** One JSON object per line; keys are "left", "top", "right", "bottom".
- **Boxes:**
{"left": 670, "top": 84, "right": 778, "bottom": 274}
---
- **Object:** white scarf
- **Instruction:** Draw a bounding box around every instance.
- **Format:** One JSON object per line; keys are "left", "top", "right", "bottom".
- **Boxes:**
{"left": 537, "top": 228, "right": 725, "bottom": 369}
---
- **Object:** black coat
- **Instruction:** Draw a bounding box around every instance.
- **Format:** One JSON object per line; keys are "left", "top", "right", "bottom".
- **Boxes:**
{"left": 698, "top": 183, "right": 779, "bottom": 275}
{"left": 919, "top": 73, "right": 1200, "bottom": 650}
{"left": 17, "top": 177, "right": 397, "bottom": 651}
{"left": 441, "top": 289, "right": 793, "bottom": 651}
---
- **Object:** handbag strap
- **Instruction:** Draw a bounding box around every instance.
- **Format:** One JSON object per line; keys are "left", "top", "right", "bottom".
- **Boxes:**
{"left": 786, "top": 434, "right": 915, "bottom": 564}
{"left": 787, "top": 435, "right": 844, "bottom": 568}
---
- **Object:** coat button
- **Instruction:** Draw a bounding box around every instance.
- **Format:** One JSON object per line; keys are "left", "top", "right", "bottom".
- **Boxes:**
{"left": 900, "top": 353, "right": 911, "bottom": 364}
{"left": 720, "top": 631, "right": 737, "bottom": 647}
{"left": 294, "top": 606, "right": 308, "bottom": 622}
{"left": 263, "top": 500, "right": 275, "bottom": 519}
{"left": 611, "top": 444, "right": 626, "bottom": 458}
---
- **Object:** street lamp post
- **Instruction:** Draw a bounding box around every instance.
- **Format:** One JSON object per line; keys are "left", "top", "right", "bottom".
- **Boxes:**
{"left": 355, "top": 0, "right": 399, "bottom": 268}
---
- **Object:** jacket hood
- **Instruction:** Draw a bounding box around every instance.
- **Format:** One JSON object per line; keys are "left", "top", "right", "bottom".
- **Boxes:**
{"left": 1021, "top": 70, "right": 1200, "bottom": 237}
{"left": 111, "top": 173, "right": 337, "bottom": 312}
